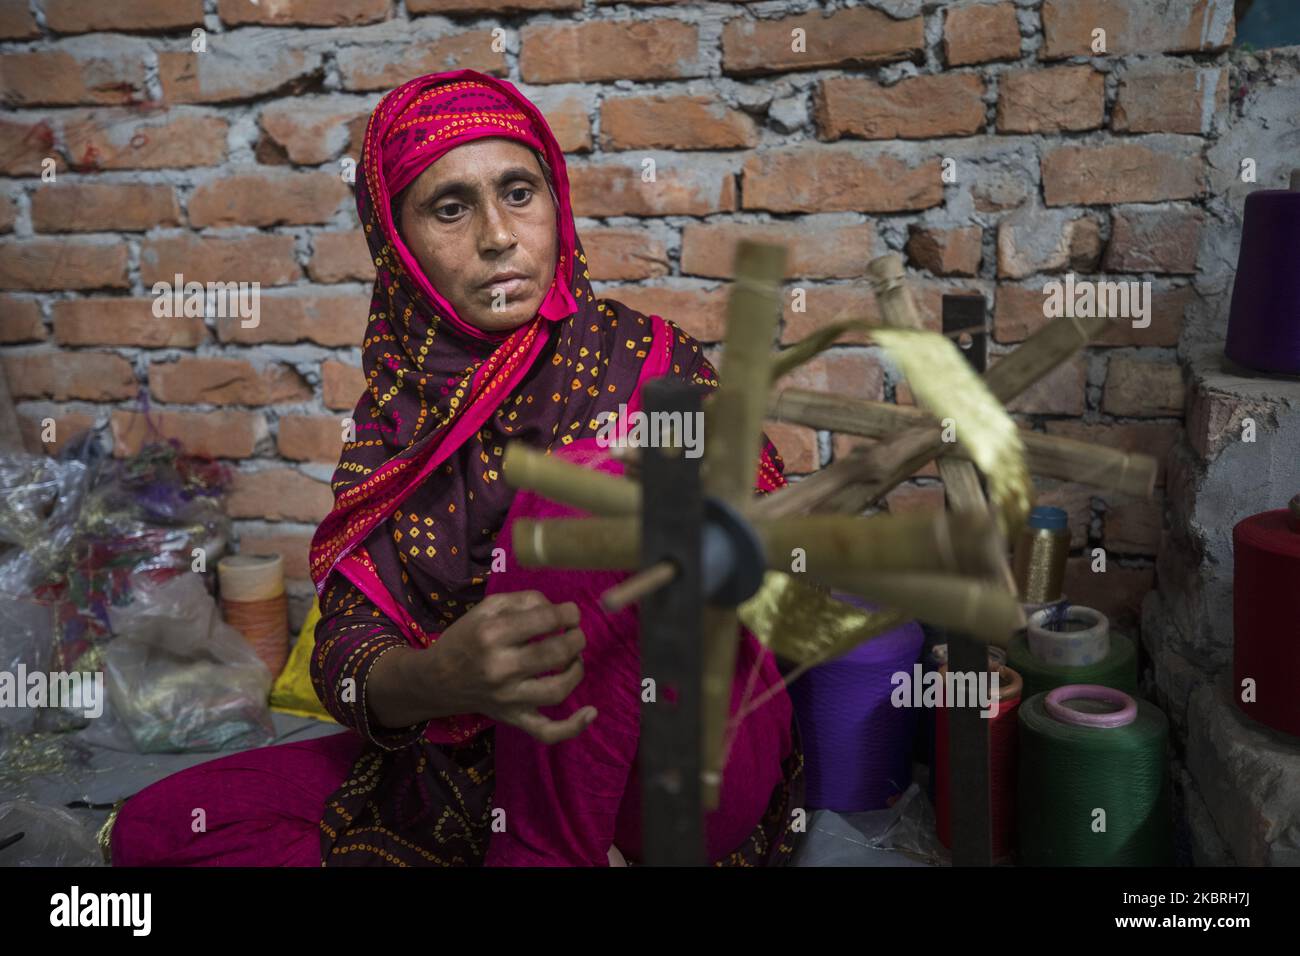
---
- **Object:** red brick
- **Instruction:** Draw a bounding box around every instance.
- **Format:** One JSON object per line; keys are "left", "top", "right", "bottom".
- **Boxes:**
{"left": 742, "top": 147, "right": 942, "bottom": 214}
{"left": 0, "top": 295, "right": 45, "bottom": 343}
{"left": 307, "top": 230, "right": 375, "bottom": 284}
{"left": 1103, "top": 495, "right": 1163, "bottom": 554}
{"left": 46, "top": 0, "right": 205, "bottom": 32}
{"left": 31, "top": 183, "right": 180, "bottom": 232}
{"left": 1044, "top": 419, "right": 1179, "bottom": 486}
{"left": 158, "top": 46, "right": 324, "bottom": 105}
{"left": 1103, "top": 356, "right": 1185, "bottom": 418}
{"left": 258, "top": 96, "right": 372, "bottom": 165}
{"left": 409, "top": 0, "right": 582, "bottom": 13}
{"left": 226, "top": 467, "right": 335, "bottom": 523}
{"left": 322, "top": 360, "right": 366, "bottom": 411}
{"left": 218, "top": 0, "right": 390, "bottom": 26}
{"left": 906, "top": 225, "right": 982, "bottom": 277}
{"left": 1032, "top": 478, "right": 1094, "bottom": 546}
{"left": 0, "top": 45, "right": 146, "bottom": 107}
{"left": 215, "top": 291, "right": 370, "bottom": 347}
{"left": 884, "top": 482, "right": 947, "bottom": 514}
{"left": 1114, "top": 64, "right": 1227, "bottom": 135}
{"left": 0, "top": 118, "right": 64, "bottom": 177}
{"left": 1041, "top": 0, "right": 1234, "bottom": 59}
{"left": 722, "top": 7, "right": 923, "bottom": 77}
{"left": 832, "top": 431, "right": 940, "bottom": 480}
{"left": 231, "top": 530, "right": 314, "bottom": 582}
{"left": 1103, "top": 207, "right": 1202, "bottom": 274}
{"left": 582, "top": 229, "right": 670, "bottom": 282}
{"left": 0, "top": 1, "right": 39, "bottom": 39}
{"left": 0, "top": 239, "right": 128, "bottom": 291}
{"left": 997, "top": 209, "right": 1101, "bottom": 279}
{"left": 993, "top": 282, "right": 1189, "bottom": 348}
{"left": 3, "top": 350, "right": 136, "bottom": 401}
{"left": 815, "top": 74, "right": 986, "bottom": 141}
{"left": 112, "top": 408, "right": 265, "bottom": 459}
{"left": 149, "top": 357, "right": 312, "bottom": 406}
{"left": 1062, "top": 556, "right": 1153, "bottom": 631}
{"left": 592, "top": 283, "right": 729, "bottom": 345}
{"left": 779, "top": 280, "right": 962, "bottom": 345}
{"left": 521, "top": 20, "right": 700, "bottom": 84}
{"left": 1185, "top": 383, "right": 1280, "bottom": 462}
{"left": 337, "top": 33, "right": 505, "bottom": 91}
{"left": 0, "top": 193, "right": 15, "bottom": 233}
{"left": 944, "top": 2, "right": 1022, "bottom": 66}
{"left": 760, "top": 420, "right": 818, "bottom": 475}
{"left": 18, "top": 410, "right": 96, "bottom": 457}
{"left": 681, "top": 220, "right": 877, "bottom": 280}
{"left": 529, "top": 88, "right": 594, "bottom": 154}
{"left": 140, "top": 234, "right": 301, "bottom": 288}
{"left": 61, "top": 109, "right": 229, "bottom": 170}
{"left": 1002, "top": 354, "right": 1087, "bottom": 416}
{"left": 52, "top": 298, "right": 208, "bottom": 348}
{"left": 781, "top": 352, "right": 886, "bottom": 403}
{"left": 188, "top": 170, "right": 350, "bottom": 228}
{"left": 996, "top": 66, "right": 1104, "bottom": 133}
{"left": 1042, "top": 141, "right": 1203, "bottom": 206}
{"left": 600, "top": 95, "right": 758, "bottom": 151}
{"left": 569, "top": 158, "right": 734, "bottom": 217}
{"left": 278, "top": 414, "right": 347, "bottom": 463}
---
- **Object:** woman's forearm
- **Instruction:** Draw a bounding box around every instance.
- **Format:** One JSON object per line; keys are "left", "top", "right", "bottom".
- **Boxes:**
{"left": 366, "top": 643, "right": 460, "bottom": 729}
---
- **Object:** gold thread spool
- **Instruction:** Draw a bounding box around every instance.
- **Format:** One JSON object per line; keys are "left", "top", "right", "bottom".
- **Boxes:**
{"left": 1012, "top": 507, "right": 1071, "bottom": 604}
{"left": 218, "top": 553, "right": 289, "bottom": 679}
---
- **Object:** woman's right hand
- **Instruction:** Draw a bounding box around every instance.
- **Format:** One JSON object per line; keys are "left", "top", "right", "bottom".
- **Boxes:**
{"left": 427, "top": 589, "right": 597, "bottom": 744}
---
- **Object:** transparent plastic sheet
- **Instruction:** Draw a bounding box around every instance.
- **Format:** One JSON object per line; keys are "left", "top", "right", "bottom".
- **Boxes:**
{"left": 0, "top": 596, "right": 56, "bottom": 735}
{"left": 0, "top": 800, "right": 103, "bottom": 867}
{"left": 75, "top": 572, "right": 275, "bottom": 753}
{"left": 863, "top": 782, "right": 951, "bottom": 865}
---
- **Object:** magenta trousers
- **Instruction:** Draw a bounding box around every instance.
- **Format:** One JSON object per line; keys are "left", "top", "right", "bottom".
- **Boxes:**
{"left": 110, "top": 441, "right": 793, "bottom": 866}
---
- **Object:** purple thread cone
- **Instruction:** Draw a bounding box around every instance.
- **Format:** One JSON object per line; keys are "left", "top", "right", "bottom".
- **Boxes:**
{"left": 787, "top": 592, "right": 924, "bottom": 812}
{"left": 1225, "top": 188, "right": 1300, "bottom": 376}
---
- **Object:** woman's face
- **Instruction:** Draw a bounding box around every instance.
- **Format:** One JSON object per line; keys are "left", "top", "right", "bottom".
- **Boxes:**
{"left": 395, "top": 137, "right": 558, "bottom": 334}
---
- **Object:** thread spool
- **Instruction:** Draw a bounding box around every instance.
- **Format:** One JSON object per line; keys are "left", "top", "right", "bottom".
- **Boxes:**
{"left": 1232, "top": 502, "right": 1300, "bottom": 737}
{"left": 1027, "top": 604, "right": 1109, "bottom": 667}
{"left": 1007, "top": 629, "right": 1137, "bottom": 700}
{"left": 218, "top": 553, "right": 289, "bottom": 680}
{"left": 1017, "top": 685, "right": 1171, "bottom": 865}
{"left": 788, "top": 592, "right": 924, "bottom": 812}
{"left": 1224, "top": 170, "right": 1300, "bottom": 376}
{"left": 934, "top": 663, "right": 1022, "bottom": 862}
{"left": 1012, "top": 506, "right": 1071, "bottom": 604}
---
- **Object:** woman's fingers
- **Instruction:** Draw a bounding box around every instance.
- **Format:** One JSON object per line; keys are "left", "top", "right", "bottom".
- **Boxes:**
{"left": 512, "top": 626, "right": 585, "bottom": 676}
{"left": 510, "top": 705, "right": 597, "bottom": 745}
{"left": 513, "top": 652, "right": 584, "bottom": 707}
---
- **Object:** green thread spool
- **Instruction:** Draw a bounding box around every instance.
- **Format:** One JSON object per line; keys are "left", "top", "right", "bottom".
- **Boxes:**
{"left": 1017, "top": 687, "right": 1172, "bottom": 866}
{"left": 1007, "top": 630, "right": 1137, "bottom": 701}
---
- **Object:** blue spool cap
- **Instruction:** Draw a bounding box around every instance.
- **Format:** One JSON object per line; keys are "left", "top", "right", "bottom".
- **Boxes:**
{"left": 1028, "top": 506, "right": 1068, "bottom": 531}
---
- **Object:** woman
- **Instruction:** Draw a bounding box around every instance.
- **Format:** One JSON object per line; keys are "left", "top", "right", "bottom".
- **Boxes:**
{"left": 108, "top": 69, "right": 804, "bottom": 867}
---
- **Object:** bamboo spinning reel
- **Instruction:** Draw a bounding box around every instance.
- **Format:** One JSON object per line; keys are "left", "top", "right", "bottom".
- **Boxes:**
{"left": 497, "top": 241, "right": 1159, "bottom": 844}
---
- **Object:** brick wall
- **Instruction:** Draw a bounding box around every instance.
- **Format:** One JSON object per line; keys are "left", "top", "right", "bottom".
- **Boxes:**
{"left": 0, "top": 0, "right": 1239, "bottom": 629}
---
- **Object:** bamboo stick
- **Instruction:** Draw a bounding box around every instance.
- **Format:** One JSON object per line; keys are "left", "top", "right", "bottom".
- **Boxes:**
{"left": 843, "top": 572, "right": 1026, "bottom": 645}
{"left": 701, "top": 241, "right": 787, "bottom": 812}
{"left": 767, "top": 388, "right": 1157, "bottom": 498}
{"left": 510, "top": 516, "right": 639, "bottom": 569}
{"left": 758, "top": 510, "right": 1005, "bottom": 581}
{"left": 501, "top": 442, "right": 640, "bottom": 516}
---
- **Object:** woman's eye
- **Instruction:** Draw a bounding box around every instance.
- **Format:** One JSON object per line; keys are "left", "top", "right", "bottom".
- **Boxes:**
{"left": 508, "top": 187, "right": 532, "bottom": 203}
{"left": 435, "top": 203, "right": 463, "bottom": 219}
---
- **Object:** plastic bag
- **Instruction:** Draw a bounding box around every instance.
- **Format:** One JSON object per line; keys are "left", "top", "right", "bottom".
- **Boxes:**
{"left": 0, "top": 800, "right": 103, "bottom": 866}
{"left": 78, "top": 573, "right": 275, "bottom": 753}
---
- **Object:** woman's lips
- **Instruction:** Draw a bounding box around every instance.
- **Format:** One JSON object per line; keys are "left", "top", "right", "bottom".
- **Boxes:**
{"left": 483, "top": 276, "right": 529, "bottom": 297}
